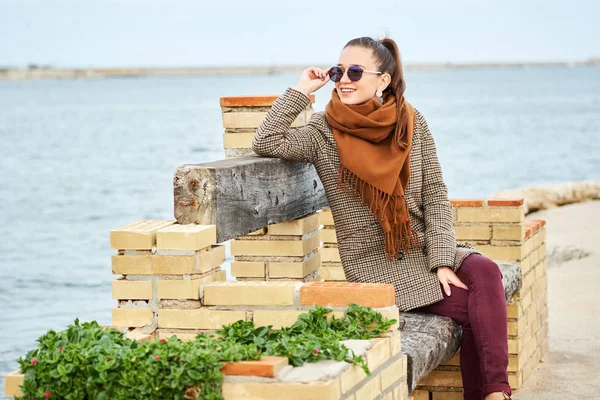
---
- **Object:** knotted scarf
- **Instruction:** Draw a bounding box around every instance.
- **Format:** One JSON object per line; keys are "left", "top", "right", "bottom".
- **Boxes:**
{"left": 325, "top": 89, "right": 420, "bottom": 259}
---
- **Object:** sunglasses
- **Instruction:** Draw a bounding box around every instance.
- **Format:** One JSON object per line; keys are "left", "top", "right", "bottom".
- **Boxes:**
{"left": 327, "top": 65, "right": 383, "bottom": 82}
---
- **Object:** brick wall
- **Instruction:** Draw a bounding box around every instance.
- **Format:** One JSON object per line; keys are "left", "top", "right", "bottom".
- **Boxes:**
{"left": 219, "top": 94, "right": 314, "bottom": 159}
{"left": 110, "top": 220, "right": 227, "bottom": 331}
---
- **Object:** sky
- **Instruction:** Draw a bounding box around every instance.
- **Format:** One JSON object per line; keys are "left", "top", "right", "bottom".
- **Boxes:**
{"left": 0, "top": 0, "right": 598, "bottom": 68}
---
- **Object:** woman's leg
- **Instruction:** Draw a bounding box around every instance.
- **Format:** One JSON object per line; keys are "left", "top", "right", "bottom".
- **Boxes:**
{"left": 456, "top": 254, "right": 511, "bottom": 397}
{"left": 415, "top": 253, "right": 511, "bottom": 399}
{"left": 416, "top": 275, "right": 483, "bottom": 400}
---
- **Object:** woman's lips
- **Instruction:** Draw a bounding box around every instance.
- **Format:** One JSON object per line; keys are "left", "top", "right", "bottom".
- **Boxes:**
{"left": 339, "top": 88, "right": 356, "bottom": 96}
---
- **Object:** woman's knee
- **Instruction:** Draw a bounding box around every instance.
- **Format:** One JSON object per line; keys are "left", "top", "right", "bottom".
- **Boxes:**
{"left": 459, "top": 254, "right": 503, "bottom": 283}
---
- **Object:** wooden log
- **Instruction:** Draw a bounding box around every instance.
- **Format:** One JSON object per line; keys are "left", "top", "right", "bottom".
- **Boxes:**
{"left": 173, "top": 156, "right": 327, "bottom": 243}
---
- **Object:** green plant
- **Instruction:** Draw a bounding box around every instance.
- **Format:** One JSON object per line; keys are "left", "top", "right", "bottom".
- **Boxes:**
{"left": 16, "top": 304, "right": 396, "bottom": 399}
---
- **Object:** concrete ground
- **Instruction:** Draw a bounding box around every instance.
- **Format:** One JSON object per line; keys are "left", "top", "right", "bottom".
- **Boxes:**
{"left": 513, "top": 200, "right": 600, "bottom": 399}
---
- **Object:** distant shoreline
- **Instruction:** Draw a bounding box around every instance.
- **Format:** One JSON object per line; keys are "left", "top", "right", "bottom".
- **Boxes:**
{"left": 1, "top": 59, "right": 598, "bottom": 81}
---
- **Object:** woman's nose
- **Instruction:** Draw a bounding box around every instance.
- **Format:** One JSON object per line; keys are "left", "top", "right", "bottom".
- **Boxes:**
{"left": 339, "top": 69, "right": 352, "bottom": 84}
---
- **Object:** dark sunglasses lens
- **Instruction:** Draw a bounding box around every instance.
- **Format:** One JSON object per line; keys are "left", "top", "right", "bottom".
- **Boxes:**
{"left": 328, "top": 67, "right": 343, "bottom": 82}
{"left": 347, "top": 65, "right": 363, "bottom": 82}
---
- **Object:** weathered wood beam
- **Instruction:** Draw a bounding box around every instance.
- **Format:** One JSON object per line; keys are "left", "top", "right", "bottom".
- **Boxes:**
{"left": 173, "top": 155, "right": 327, "bottom": 243}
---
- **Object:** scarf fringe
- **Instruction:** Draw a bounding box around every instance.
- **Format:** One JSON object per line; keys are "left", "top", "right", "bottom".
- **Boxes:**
{"left": 337, "top": 164, "right": 420, "bottom": 260}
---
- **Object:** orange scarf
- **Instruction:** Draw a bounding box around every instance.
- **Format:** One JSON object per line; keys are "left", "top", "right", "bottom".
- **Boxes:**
{"left": 325, "top": 89, "right": 420, "bottom": 259}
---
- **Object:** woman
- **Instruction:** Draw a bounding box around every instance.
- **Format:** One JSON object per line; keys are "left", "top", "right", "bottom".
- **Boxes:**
{"left": 252, "top": 36, "right": 511, "bottom": 400}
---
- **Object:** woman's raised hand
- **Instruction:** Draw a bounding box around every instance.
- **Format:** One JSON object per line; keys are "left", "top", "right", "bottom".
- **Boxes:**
{"left": 294, "top": 67, "right": 330, "bottom": 96}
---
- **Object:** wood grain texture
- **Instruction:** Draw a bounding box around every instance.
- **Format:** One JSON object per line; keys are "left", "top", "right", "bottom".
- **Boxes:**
{"left": 173, "top": 155, "right": 328, "bottom": 242}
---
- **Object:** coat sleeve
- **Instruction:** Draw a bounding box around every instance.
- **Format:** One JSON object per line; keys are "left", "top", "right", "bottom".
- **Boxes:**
{"left": 252, "top": 87, "right": 321, "bottom": 164}
{"left": 417, "top": 111, "right": 458, "bottom": 272}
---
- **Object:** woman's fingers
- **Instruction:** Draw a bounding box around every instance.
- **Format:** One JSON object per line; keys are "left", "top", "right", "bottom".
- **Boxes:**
{"left": 308, "top": 67, "right": 328, "bottom": 81}
{"left": 441, "top": 280, "right": 452, "bottom": 297}
{"left": 449, "top": 276, "right": 469, "bottom": 291}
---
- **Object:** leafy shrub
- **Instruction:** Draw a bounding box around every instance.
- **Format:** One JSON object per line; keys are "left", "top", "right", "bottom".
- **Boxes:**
{"left": 16, "top": 304, "right": 396, "bottom": 399}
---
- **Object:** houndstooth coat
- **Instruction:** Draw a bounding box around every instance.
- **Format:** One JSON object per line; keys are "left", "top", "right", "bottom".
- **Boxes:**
{"left": 252, "top": 88, "right": 481, "bottom": 311}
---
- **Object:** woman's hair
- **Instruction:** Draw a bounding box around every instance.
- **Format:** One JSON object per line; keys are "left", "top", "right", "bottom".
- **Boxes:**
{"left": 344, "top": 37, "right": 410, "bottom": 148}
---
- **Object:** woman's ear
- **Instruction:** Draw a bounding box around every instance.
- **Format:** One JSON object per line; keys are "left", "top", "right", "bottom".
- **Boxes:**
{"left": 378, "top": 73, "right": 391, "bottom": 92}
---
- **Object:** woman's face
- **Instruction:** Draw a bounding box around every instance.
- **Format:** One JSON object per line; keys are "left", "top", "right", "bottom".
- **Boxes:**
{"left": 333, "top": 46, "right": 389, "bottom": 105}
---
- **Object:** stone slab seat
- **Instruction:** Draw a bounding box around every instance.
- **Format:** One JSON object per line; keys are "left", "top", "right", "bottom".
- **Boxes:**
{"left": 400, "top": 262, "right": 522, "bottom": 391}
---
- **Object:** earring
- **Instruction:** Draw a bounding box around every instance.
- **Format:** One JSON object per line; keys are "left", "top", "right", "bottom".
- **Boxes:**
{"left": 376, "top": 90, "right": 383, "bottom": 104}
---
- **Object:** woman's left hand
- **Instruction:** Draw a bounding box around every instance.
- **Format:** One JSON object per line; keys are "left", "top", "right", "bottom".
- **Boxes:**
{"left": 436, "top": 266, "right": 468, "bottom": 297}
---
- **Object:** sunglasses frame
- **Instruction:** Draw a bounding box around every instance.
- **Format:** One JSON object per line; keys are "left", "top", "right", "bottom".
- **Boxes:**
{"left": 328, "top": 65, "right": 383, "bottom": 82}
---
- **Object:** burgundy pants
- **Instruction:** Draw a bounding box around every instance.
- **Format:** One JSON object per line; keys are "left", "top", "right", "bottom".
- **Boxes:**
{"left": 414, "top": 254, "right": 512, "bottom": 399}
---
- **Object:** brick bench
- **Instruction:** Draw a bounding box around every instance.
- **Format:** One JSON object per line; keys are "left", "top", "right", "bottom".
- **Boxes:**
{"left": 401, "top": 263, "right": 521, "bottom": 392}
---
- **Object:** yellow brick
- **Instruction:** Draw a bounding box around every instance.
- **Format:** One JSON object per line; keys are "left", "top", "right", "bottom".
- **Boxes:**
{"left": 230, "top": 234, "right": 319, "bottom": 257}
{"left": 4, "top": 370, "right": 24, "bottom": 397}
{"left": 521, "top": 269, "right": 535, "bottom": 293}
{"left": 319, "top": 208, "right": 335, "bottom": 225}
{"left": 321, "top": 247, "right": 341, "bottom": 262}
{"left": 474, "top": 244, "right": 524, "bottom": 261}
{"left": 508, "top": 336, "right": 522, "bottom": 354}
{"left": 530, "top": 246, "right": 540, "bottom": 266}
{"left": 252, "top": 310, "right": 306, "bottom": 329}
{"left": 203, "top": 281, "right": 298, "bottom": 306}
{"left": 319, "top": 227, "right": 338, "bottom": 243}
{"left": 507, "top": 300, "right": 520, "bottom": 319}
{"left": 230, "top": 261, "right": 266, "bottom": 278}
{"left": 156, "top": 224, "right": 216, "bottom": 251}
{"left": 492, "top": 224, "right": 525, "bottom": 241}
{"left": 540, "top": 336, "right": 549, "bottom": 360}
{"left": 158, "top": 309, "right": 245, "bottom": 329}
{"left": 456, "top": 207, "right": 524, "bottom": 223}
{"left": 356, "top": 373, "right": 382, "bottom": 400}
{"left": 441, "top": 353, "right": 460, "bottom": 366}
{"left": 508, "top": 371, "right": 523, "bottom": 389}
{"left": 532, "top": 276, "right": 547, "bottom": 299}
{"left": 390, "top": 330, "right": 402, "bottom": 356}
{"left": 508, "top": 316, "right": 528, "bottom": 337}
{"left": 222, "top": 110, "right": 309, "bottom": 130}
{"left": 526, "top": 302, "right": 537, "bottom": 327}
{"left": 341, "top": 364, "right": 369, "bottom": 393}
{"left": 432, "top": 393, "right": 463, "bottom": 400}
{"left": 381, "top": 357, "right": 406, "bottom": 390}
{"left": 269, "top": 250, "right": 320, "bottom": 278}
{"left": 521, "top": 255, "right": 532, "bottom": 275}
{"left": 247, "top": 228, "right": 267, "bottom": 236}
{"left": 112, "top": 246, "right": 226, "bottom": 275}
{"left": 536, "top": 321, "right": 549, "bottom": 347}
{"left": 319, "top": 265, "right": 347, "bottom": 281}
{"left": 112, "top": 308, "right": 153, "bottom": 327}
{"left": 508, "top": 352, "right": 526, "bottom": 373}
{"left": 112, "top": 279, "right": 152, "bottom": 300}
{"left": 418, "top": 370, "right": 462, "bottom": 388}
{"left": 522, "top": 289, "right": 532, "bottom": 310}
{"left": 534, "top": 230, "right": 543, "bottom": 248}
{"left": 367, "top": 338, "right": 392, "bottom": 371}
{"left": 397, "top": 380, "right": 408, "bottom": 400}
{"left": 110, "top": 220, "right": 176, "bottom": 250}
{"left": 268, "top": 213, "right": 319, "bottom": 235}
{"left": 223, "top": 132, "right": 254, "bottom": 149}
{"left": 538, "top": 244, "right": 547, "bottom": 261}
{"left": 454, "top": 225, "right": 491, "bottom": 240}
{"left": 410, "top": 390, "right": 429, "bottom": 400}
{"left": 222, "top": 378, "right": 340, "bottom": 400}
{"left": 157, "top": 270, "right": 225, "bottom": 299}
{"left": 534, "top": 261, "right": 546, "bottom": 281}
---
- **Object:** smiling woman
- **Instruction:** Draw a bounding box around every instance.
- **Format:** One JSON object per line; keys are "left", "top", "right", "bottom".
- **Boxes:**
{"left": 252, "top": 36, "right": 513, "bottom": 400}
